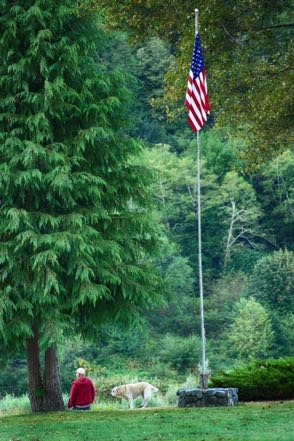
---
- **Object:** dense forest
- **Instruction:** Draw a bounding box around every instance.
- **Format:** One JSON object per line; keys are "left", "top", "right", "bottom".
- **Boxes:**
{"left": 0, "top": 0, "right": 293, "bottom": 406}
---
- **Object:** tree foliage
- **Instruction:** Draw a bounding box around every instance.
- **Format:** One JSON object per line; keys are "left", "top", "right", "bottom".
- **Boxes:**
{"left": 99, "top": 0, "right": 294, "bottom": 166}
{"left": 227, "top": 297, "right": 274, "bottom": 360}
{"left": 259, "top": 150, "right": 294, "bottom": 249}
{"left": 248, "top": 250, "right": 294, "bottom": 312}
{"left": 219, "top": 171, "right": 262, "bottom": 267}
{"left": 1, "top": 1, "right": 294, "bottom": 395}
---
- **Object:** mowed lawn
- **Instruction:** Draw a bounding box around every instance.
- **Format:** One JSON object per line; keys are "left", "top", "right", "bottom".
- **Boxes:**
{"left": 1, "top": 401, "right": 294, "bottom": 441}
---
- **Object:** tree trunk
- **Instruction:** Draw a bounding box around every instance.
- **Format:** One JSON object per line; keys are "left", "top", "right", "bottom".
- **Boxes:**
{"left": 224, "top": 199, "right": 236, "bottom": 269}
{"left": 26, "top": 323, "right": 44, "bottom": 412}
{"left": 43, "top": 346, "right": 64, "bottom": 411}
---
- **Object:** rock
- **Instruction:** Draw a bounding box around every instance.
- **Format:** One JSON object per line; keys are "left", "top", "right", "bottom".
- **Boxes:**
{"left": 176, "top": 387, "right": 239, "bottom": 408}
{"left": 215, "top": 390, "right": 227, "bottom": 398}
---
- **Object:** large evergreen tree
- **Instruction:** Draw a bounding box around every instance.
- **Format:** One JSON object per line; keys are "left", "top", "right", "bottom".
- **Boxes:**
{"left": 0, "top": 0, "right": 160, "bottom": 412}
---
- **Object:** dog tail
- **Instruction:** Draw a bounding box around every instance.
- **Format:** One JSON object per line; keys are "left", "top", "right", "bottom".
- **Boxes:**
{"left": 151, "top": 385, "right": 159, "bottom": 393}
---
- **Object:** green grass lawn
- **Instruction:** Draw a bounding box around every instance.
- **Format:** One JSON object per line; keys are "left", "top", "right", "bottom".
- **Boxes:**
{"left": 1, "top": 401, "right": 294, "bottom": 441}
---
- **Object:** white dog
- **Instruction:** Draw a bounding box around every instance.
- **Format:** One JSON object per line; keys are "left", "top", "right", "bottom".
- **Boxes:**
{"left": 111, "top": 382, "right": 159, "bottom": 409}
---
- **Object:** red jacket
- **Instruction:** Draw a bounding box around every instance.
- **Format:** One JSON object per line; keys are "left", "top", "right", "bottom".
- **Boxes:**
{"left": 68, "top": 377, "right": 95, "bottom": 408}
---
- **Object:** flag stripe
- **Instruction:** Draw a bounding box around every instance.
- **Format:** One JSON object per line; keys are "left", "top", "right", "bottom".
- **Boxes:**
{"left": 190, "top": 94, "right": 205, "bottom": 126}
{"left": 193, "top": 80, "right": 207, "bottom": 122}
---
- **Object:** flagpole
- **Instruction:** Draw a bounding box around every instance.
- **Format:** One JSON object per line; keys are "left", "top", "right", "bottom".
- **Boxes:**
{"left": 195, "top": 8, "right": 208, "bottom": 390}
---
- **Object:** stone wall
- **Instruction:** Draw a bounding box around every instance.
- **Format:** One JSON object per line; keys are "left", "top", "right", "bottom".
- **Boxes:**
{"left": 177, "top": 387, "right": 238, "bottom": 407}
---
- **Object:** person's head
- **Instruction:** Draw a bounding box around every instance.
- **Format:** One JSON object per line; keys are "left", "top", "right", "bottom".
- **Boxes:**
{"left": 76, "top": 367, "right": 86, "bottom": 378}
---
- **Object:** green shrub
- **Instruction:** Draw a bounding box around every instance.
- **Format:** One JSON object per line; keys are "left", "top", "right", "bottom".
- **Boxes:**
{"left": 0, "top": 394, "right": 30, "bottom": 416}
{"left": 210, "top": 357, "right": 294, "bottom": 401}
{"left": 159, "top": 335, "right": 202, "bottom": 371}
{"left": 0, "top": 359, "right": 28, "bottom": 398}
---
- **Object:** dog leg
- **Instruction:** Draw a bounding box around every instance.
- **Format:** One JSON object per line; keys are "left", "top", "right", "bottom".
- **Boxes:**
{"left": 140, "top": 399, "right": 149, "bottom": 408}
{"left": 128, "top": 396, "right": 134, "bottom": 410}
{"left": 141, "top": 391, "right": 151, "bottom": 408}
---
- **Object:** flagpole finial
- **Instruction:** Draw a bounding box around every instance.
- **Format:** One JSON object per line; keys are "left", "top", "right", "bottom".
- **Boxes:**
{"left": 195, "top": 9, "right": 199, "bottom": 35}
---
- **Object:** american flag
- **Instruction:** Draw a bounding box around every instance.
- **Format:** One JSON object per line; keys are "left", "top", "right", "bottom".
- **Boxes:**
{"left": 185, "top": 32, "right": 210, "bottom": 132}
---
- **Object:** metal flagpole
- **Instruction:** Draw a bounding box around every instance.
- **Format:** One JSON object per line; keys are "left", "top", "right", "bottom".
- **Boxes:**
{"left": 195, "top": 8, "right": 208, "bottom": 390}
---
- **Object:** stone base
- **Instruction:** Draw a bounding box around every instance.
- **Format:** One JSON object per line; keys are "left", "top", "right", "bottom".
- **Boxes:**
{"left": 176, "top": 387, "right": 238, "bottom": 407}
